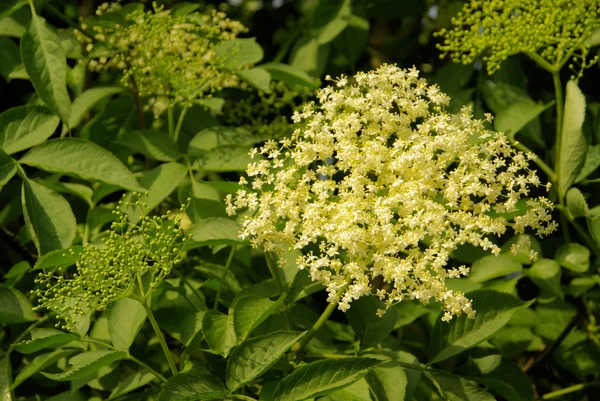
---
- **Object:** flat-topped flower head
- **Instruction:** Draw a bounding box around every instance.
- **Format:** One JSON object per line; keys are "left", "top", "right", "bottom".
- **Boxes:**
{"left": 33, "top": 195, "right": 191, "bottom": 330}
{"left": 436, "top": 0, "right": 600, "bottom": 74}
{"left": 226, "top": 64, "right": 556, "bottom": 321}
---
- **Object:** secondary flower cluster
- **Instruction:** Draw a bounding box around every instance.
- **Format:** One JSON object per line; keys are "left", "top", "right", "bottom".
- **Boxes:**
{"left": 34, "top": 196, "right": 190, "bottom": 330}
{"left": 436, "top": 0, "right": 600, "bottom": 74}
{"left": 226, "top": 64, "right": 556, "bottom": 322}
{"left": 80, "top": 3, "right": 248, "bottom": 112}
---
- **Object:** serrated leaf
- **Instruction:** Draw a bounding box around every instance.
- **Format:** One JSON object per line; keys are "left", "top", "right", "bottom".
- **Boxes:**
{"left": 117, "top": 130, "right": 181, "bottom": 162}
{"left": 320, "top": 379, "right": 371, "bottom": 401}
{"left": 12, "top": 349, "right": 76, "bottom": 388}
{"left": 429, "top": 291, "right": 534, "bottom": 364}
{"left": 346, "top": 296, "right": 397, "bottom": 348}
{"left": 63, "top": 86, "right": 123, "bottom": 132}
{"left": 226, "top": 331, "right": 304, "bottom": 391}
{"left": 457, "top": 355, "right": 534, "bottom": 401}
{"left": 15, "top": 328, "right": 78, "bottom": 354}
{"left": 108, "top": 369, "right": 155, "bottom": 400}
{"left": 566, "top": 187, "right": 589, "bottom": 218}
{"left": 202, "top": 310, "right": 237, "bottom": 357}
{"left": 42, "top": 351, "right": 127, "bottom": 381}
{"left": 0, "top": 148, "right": 16, "bottom": 188}
{"left": 20, "top": 138, "right": 143, "bottom": 191}
{"left": 555, "top": 243, "right": 590, "bottom": 272}
{"left": 575, "top": 144, "right": 600, "bottom": 183}
{"left": 0, "top": 287, "right": 36, "bottom": 324}
{"left": 272, "top": 357, "right": 381, "bottom": 401}
{"left": 0, "top": 105, "right": 59, "bottom": 155}
{"left": 188, "top": 217, "right": 247, "bottom": 247}
{"left": 159, "top": 372, "right": 227, "bottom": 401}
{"left": 215, "top": 38, "right": 263, "bottom": 67}
{"left": 107, "top": 298, "right": 147, "bottom": 351}
{"left": 238, "top": 68, "right": 271, "bottom": 93}
{"left": 364, "top": 362, "right": 407, "bottom": 401}
{"left": 231, "top": 296, "right": 282, "bottom": 342}
{"left": 558, "top": 80, "right": 587, "bottom": 197}
{"left": 428, "top": 371, "right": 495, "bottom": 401}
{"left": 526, "top": 259, "right": 563, "bottom": 299}
{"left": 20, "top": 6, "right": 71, "bottom": 123}
{"left": 261, "top": 63, "right": 318, "bottom": 89}
{"left": 1, "top": 356, "right": 13, "bottom": 401}
{"left": 469, "top": 255, "right": 523, "bottom": 282}
{"left": 33, "top": 245, "right": 83, "bottom": 270}
{"left": 21, "top": 178, "right": 76, "bottom": 255}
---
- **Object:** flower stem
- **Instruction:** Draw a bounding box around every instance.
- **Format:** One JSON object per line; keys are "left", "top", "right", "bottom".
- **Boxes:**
{"left": 173, "top": 105, "right": 189, "bottom": 143}
{"left": 542, "top": 381, "right": 600, "bottom": 400}
{"left": 291, "top": 277, "right": 353, "bottom": 353}
{"left": 214, "top": 246, "right": 237, "bottom": 310}
{"left": 552, "top": 70, "right": 564, "bottom": 194}
{"left": 138, "top": 298, "right": 178, "bottom": 376}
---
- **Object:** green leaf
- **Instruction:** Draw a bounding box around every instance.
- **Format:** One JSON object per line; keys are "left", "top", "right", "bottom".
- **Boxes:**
{"left": 272, "top": 357, "right": 381, "bottom": 401}
{"left": 0, "top": 287, "right": 36, "bottom": 324}
{"left": 494, "top": 101, "right": 554, "bottom": 139}
{"left": 0, "top": 0, "right": 27, "bottom": 21}
{"left": 290, "top": 36, "right": 329, "bottom": 77}
{"left": 181, "top": 311, "right": 206, "bottom": 347}
{"left": 320, "top": 379, "right": 371, "bottom": 401}
{"left": 63, "top": 87, "right": 124, "bottom": 132}
{"left": 456, "top": 355, "right": 534, "bottom": 401}
{"left": 158, "top": 372, "right": 227, "bottom": 401}
{"left": 14, "top": 328, "right": 78, "bottom": 354}
{"left": 42, "top": 351, "right": 127, "bottom": 381}
{"left": 12, "top": 349, "right": 76, "bottom": 388}
{"left": 364, "top": 362, "right": 407, "bottom": 401}
{"left": 311, "top": 0, "right": 352, "bottom": 45}
{"left": 0, "top": 5, "right": 29, "bottom": 37}
{"left": 195, "top": 264, "right": 241, "bottom": 294}
{"left": 558, "top": 80, "right": 587, "bottom": 197}
{"left": 231, "top": 296, "right": 281, "bottom": 342}
{"left": 188, "top": 126, "right": 259, "bottom": 154}
{"left": 469, "top": 255, "right": 523, "bottom": 282}
{"left": 108, "top": 369, "right": 155, "bottom": 400}
{"left": 0, "top": 149, "right": 16, "bottom": 188}
{"left": 575, "top": 144, "right": 600, "bottom": 183}
{"left": 193, "top": 145, "right": 255, "bottom": 172}
{"left": 117, "top": 130, "right": 181, "bottom": 162}
{"left": 526, "top": 259, "right": 563, "bottom": 299}
{"left": 0, "top": 37, "right": 22, "bottom": 81}
{"left": 429, "top": 291, "right": 534, "bottom": 364}
{"left": 33, "top": 245, "right": 83, "bottom": 270}
{"left": 566, "top": 187, "right": 589, "bottom": 218}
{"left": 1, "top": 355, "right": 13, "bottom": 401}
{"left": 428, "top": 372, "right": 495, "bottom": 401}
{"left": 188, "top": 217, "right": 247, "bottom": 247}
{"left": 226, "top": 331, "right": 304, "bottom": 391}
{"left": 215, "top": 38, "right": 263, "bottom": 67}
{"left": 193, "top": 97, "right": 225, "bottom": 113}
{"left": 261, "top": 63, "right": 319, "bottom": 89}
{"left": 238, "top": 68, "right": 271, "bottom": 93}
{"left": 346, "top": 296, "right": 397, "bottom": 348}
{"left": 0, "top": 105, "right": 60, "bottom": 155}
{"left": 107, "top": 298, "right": 147, "bottom": 351}
{"left": 21, "top": 178, "right": 76, "bottom": 255}
{"left": 555, "top": 243, "right": 590, "bottom": 272}
{"left": 202, "top": 310, "right": 237, "bottom": 357}
{"left": 20, "top": 138, "right": 143, "bottom": 191}
{"left": 20, "top": 7, "right": 71, "bottom": 123}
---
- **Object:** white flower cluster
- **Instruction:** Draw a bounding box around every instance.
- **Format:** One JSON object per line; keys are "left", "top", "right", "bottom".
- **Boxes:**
{"left": 226, "top": 64, "right": 556, "bottom": 322}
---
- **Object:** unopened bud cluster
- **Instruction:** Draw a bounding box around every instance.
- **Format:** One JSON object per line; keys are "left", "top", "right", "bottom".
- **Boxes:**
{"left": 226, "top": 64, "right": 556, "bottom": 322}
{"left": 33, "top": 195, "right": 190, "bottom": 330}
{"left": 436, "top": 0, "right": 600, "bottom": 74}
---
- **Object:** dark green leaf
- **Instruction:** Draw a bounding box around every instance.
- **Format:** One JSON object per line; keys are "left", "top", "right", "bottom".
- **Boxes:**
{"left": 63, "top": 87, "right": 123, "bottom": 132}
{"left": 117, "top": 130, "right": 181, "bottom": 162}
{"left": 429, "top": 291, "right": 534, "bottom": 364}
{"left": 272, "top": 357, "right": 381, "bottom": 401}
{"left": 526, "top": 259, "right": 563, "bottom": 299}
{"left": 311, "top": 0, "right": 352, "bottom": 44}
{"left": 21, "top": 178, "right": 76, "bottom": 255}
{"left": 428, "top": 371, "right": 495, "bottom": 401}
{"left": 108, "top": 369, "right": 155, "bottom": 400}
{"left": 575, "top": 145, "right": 600, "bottom": 183}
{"left": 261, "top": 63, "right": 319, "bottom": 89}
{"left": 159, "top": 372, "right": 227, "bottom": 401}
{"left": 107, "top": 298, "right": 147, "bottom": 351}
{"left": 20, "top": 138, "right": 143, "bottom": 191}
{"left": 202, "top": 310, "right": 237, "bottom": 357}
{"left": 42, "top": 350, "right": 127, "bottom": 381}
{"left": 231, "top": 296, "right": 281, "bottom": 342}
{"left": 14, "top": 328, "right": 78, "bottom": 354}
{"left": 20, "top": 7, "right": 71, "bottom": 123}
{"left": 494, "top": 101, "right": 553, "bottom": 139}
{"left": 215, "top": 38, "right": 263, "bottom": 67}
{"left": 346, "top": 296, "right": 397, "bottom": 348}
{"left": 181, "top": 311, "right": 206, "bottom": 347}
{"left": 12, "top": 349, "right": 76, "bottom": 388}
{"left": 365, "top": 362, "right": 407, "bottom": 401}
{"left": 0, "top": 149, "right": 16, "bottom": 188}
{"left": 555, "top": 243, "right": 590, "bottom": 272}
{"left": 0, "top": 355, "right": 13, "bottom": 401}
{"left": 226, "top": 331, "right": 304, "bottom": 391}
{"left": 0, "top": 287, "right": 36, "bottom": 324}
{"left": 0, "top": 37, "right": 21, "bottom": 81}
{"left": 0, "top": 105, "right": 59, "bottom": 155}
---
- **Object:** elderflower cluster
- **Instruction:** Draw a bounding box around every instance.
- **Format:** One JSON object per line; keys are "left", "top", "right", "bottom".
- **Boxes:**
{"left": 80, "top": 3, "right": 248, "bottom": 113}
{"left": 226, "top": 65, "right": 556, "bottom": 322}
{"left": 33, "top": 195, "right": 190, "bottom": 330}
{"left": 436, "top": 0, "right": 600, "bottom": 74}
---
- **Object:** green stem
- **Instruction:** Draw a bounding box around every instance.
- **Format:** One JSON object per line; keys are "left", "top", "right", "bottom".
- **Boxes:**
{"left": 214, "top": 246, "right": 237, "bottom": 310}
{"left": 137, "top": 298, "right": 178, "bottom": 376}
{"left": 291, "top": 277, "right": 353, "bottom": 353}
{"left": 510, "top": 139, "right": 557, "bottom": 183}
{"left": 7, "top": 316, "right": 49, "bottom": 355}
{"left": 167, "top": 105, "right": 175, "bottom": 137}
{"left": 526, "top": 52, "right": 557, "bottom": 74}
{"left": 542, "top": 381, "right": 600, "bottom": 400}
{"left": 228, "top": 395, "right": 257, "bottom": 401}
{"left": 127, "top": 354, "right": 168, "bottom": 383}
{"left": 173, "top": 105, "right": 189, "bottom": 143}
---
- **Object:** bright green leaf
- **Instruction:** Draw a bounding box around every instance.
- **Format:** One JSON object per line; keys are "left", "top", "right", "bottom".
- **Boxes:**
{"left": 261, "top": 63, "right": 319, "bottom": 89}
{"left": 0, "top": 149, "right": 16, "bottom": 188}
{"left": 272, "top": 357, "right": 381, "bottom": 401}
{"left": 63, "top": 87, "right": 123, "bottom": 132}
{"left": 215, "top": 38, "right": 263, "bottom": 67}
{"left": 22, "top": 178, "right": 76, "bottom": 255}
{"left": 428, "top": 371, "right": 495, "bottom": 401}
{"left": 117, "top": 130, "right": 181, "bottom": 162}
{"left": 20, "top": 6, "right": 71, "bottom": 123}
{"left": 181, "top": 311, "right": 206, "bottom": 347}
{"left": 566, "top": 187, "right": 589, "bottom": 218}
{"left": 555, "top": 243, "right": 590, "bottom": 272}
{"left": 33, "top": 245, "right": 83, "bottom": 270}
{"left": 494, "top": 101, "right": 553, "bottom": 139}
{"left": 107, "top": 298, "right": 147, "bottom": 351}
{"left": 0, "top": 105, "right": 59, "bottom": 155}
{"left": 238, "top": 68, "right": 271, "bottom": 93}
{"left": 15, "top": 328, "right": 78, "bottom": 354}
{"left": 108, "top": 369, "right": 155, "bottom": 400}
{"left": 311, "top": 0, "right": 352, "bottom": 45}
{"left": 364, "top": 362, "right": 407, "bottom": 401}
{"left": 231, "top": 296, "right": 282, "bottom": 342}
{"left": 290, "top": 36, "right": 329, "bottom": 77}
{"left": 1, "top": 356, "right": 13, "bottom": 401}
{"left": 158, "top": 372, "right": 227, "bottom": 401}
{"left": 193, "top": 145, "right": 255, "bottom": 172}
{"left": 42, "top": 351, "right": 127, "bottom": 381}
{"left": 188, "top": 217, "right": 247, "bottom": 247}
{"left": 226, "top": 331, "right": 304, "bottom": 391}
{"left": 0, "top": 287, "right": 36, "bottom": 324}
{"left": 575, "top": 144, "right": 600, "bottom": 183}
{"left": 527, "top": 259, "right": 563, "bottom": 299}
{"left": 202, "top": 310, "right": 237, "bottom": 357}
{"left": 320, "top": 379, "right": 371, "bottom": 401}
{"left": 20, "top": 138, "right": 143, "bottom": 191}
{"left": 469, "top": 255, "right": 523, "bottom": 282}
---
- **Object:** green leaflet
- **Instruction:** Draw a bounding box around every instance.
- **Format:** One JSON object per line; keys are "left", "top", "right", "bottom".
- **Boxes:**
{"left": 14, "top": 328, "right": 78, "bottom": 354}
{"left": 107, "top": 298, "right": 147, "bottom": 351}
{"left": 42, "top": 350, "right": 127, "bottom": 381}
{"left": 159, "top": 372, "right": 227, "bottom": 401}
{"left": 0, "top": 105, "right": 59, "bottom": 155}
{"left": 0, "top": 287, "right": 36, "bottom": 324}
